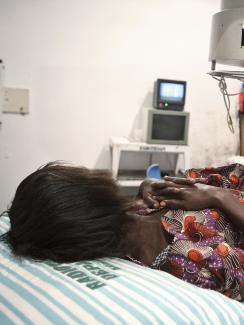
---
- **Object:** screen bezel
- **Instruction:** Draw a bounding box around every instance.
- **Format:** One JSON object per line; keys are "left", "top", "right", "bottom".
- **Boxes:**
{"left": 147, "top": 109, "right": 189, "bottom": 145}
{"left": 154, "top": 79, "right": 187, "bottom": 110}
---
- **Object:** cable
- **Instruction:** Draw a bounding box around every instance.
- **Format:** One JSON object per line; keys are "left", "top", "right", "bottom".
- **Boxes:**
{"left": 208, "top": 70, "right": 244, "bottom": 133}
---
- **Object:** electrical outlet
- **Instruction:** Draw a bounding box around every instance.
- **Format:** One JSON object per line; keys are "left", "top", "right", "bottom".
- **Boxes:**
{"left": 3, "top": 87, "right": 29, "bottom": 114}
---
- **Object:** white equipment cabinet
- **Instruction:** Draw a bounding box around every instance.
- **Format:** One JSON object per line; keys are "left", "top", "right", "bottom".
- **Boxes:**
{"left": 110, "top": 137, "right": 190, "bottom": 187}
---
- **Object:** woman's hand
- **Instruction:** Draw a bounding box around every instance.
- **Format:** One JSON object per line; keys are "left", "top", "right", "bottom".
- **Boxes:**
{"left": 137, "top": 177, "right": 196, "bottom": 209}
{"left": 157, "top": 185, "right": 220, "bottom": 210}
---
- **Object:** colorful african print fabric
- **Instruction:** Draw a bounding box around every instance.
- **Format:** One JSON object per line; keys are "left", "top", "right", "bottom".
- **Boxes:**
{"left": 151, "top": 164, "right": 244, "bottom": 301}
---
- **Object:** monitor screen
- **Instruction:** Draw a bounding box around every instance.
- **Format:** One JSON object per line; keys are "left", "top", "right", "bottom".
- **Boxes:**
{"left": 153, "top": 79, "right": 186, "bottom": 110}
{"left": 147, "top": 109, "right": 189, "bottom": 145}
{"left": 152, "top": 114, "right": 186, "bottom": 141}
{"left": 159, "top": 82, "right": 184, "bottom": 104}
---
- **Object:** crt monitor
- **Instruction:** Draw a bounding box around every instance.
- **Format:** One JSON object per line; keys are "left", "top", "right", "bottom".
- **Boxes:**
{"left": 147, "top": 109, "right": 189, "bottom": 145}
{"left": 153, "top": 79, "right": 187, "bottom": 110}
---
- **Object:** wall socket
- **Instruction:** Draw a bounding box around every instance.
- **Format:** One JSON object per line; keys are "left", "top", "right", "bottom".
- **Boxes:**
{"left": 3, "top": 87, "right": 29, "bottom": 114}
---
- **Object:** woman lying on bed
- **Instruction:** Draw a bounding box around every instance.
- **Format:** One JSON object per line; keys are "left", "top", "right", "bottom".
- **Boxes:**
{"left": 2, "top": 163, "right": 244, "bottom": 301}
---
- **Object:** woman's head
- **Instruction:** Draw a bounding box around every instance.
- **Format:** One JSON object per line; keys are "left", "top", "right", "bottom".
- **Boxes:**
{"left": 7, "top": 162, "right": 129, "bottom": 262}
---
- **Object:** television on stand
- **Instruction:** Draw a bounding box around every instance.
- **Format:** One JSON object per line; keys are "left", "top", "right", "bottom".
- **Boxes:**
{"left": 147, "top": 109, "right": 189, "bottom": 145}
{"left": 153, "top": 79, "right": 187, "bottom": 111}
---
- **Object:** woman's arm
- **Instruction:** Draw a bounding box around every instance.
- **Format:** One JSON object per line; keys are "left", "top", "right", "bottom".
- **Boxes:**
{"left": 157, "top": 185, "right": 244, "bottom": 230}
{"left": 211, "top": 188, "right": 244, "bottom": 230}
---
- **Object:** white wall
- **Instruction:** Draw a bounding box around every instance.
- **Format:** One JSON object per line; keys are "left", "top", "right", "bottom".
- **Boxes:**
{"left": 0, "top": 0, "right": 240, "bottom": 211}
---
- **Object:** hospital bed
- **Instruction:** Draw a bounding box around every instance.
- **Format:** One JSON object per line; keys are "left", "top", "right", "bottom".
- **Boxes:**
{"left": 0, "top": 216, "right": 243, "bottom": 325}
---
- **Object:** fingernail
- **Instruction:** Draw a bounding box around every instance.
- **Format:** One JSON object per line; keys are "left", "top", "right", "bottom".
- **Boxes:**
{"left": 160, "top": 201, "right": 166, "bottom": 207}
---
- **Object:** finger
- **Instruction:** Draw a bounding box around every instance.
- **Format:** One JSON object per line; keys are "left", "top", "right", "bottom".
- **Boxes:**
{"left": 152, "top": 187, "right": 181, "bottom": 197}
{"left": 151, "top": 180, "right": 181, "bottom": 190}
{"left": 163, "top": 199, "right": 183, "bottom": 209}
{"left": 159, "top": 200, "right": 166, "bottom": 207}
{"left": 144, "top": 195, "right": 160, "bottom": 208}
{"left": 193, "top": 177, "right": 207, "bottom": 184}
{"left": 163, "top": 176, "right": 196, "bottom": 186}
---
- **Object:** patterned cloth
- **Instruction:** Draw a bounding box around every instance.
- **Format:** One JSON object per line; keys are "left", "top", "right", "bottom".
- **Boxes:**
{"left": 138, "top": 164, "right": 244, "bottom": 301}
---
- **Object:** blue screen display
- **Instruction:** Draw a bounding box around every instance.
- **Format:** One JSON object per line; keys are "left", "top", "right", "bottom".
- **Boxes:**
{"left": 160, "top": 82, "right": 184, "bottom": 103}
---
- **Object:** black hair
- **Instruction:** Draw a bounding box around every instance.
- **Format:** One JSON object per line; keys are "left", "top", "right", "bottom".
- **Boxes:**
{"left": 7, "top": 162, "right": 130, "bottom": 262}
